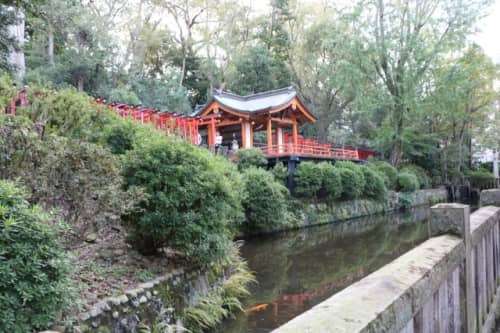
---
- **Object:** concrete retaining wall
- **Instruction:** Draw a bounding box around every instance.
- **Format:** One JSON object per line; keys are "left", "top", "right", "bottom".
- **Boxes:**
{"left": 272, "top": 190, "right": 500, "bottom": 333}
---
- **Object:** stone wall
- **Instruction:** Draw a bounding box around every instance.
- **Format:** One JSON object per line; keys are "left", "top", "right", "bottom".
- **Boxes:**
{"left": 297, "top": 188, "right": 448, "bottom": 228}
{"left": 480, "top": 188, "right": 500, "bottom": 207}
{"left": 272, "top": 192, "right": 500, "bottom": 333}
{"left": 73, "top": 262, "right": 230, "bottom": 333}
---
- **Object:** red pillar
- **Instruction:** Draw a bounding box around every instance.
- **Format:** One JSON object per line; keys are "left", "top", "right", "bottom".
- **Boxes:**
{"left": 292, "top": 119, "right": 298, "bottom": 153}
{"left": 267, "top": 117, "right": 272, "bottom": 153}
{"left": 208, "top": 117, "right": 216, "bottom": 147}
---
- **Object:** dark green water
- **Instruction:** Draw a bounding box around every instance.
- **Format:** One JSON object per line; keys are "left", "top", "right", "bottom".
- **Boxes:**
{"left": 220, "top": 207, "right": 432, "bottom": 333}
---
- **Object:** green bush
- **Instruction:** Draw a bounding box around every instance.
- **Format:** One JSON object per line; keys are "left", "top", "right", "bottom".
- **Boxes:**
{"left": 271, "top": 162, "right": 288, "bottom": 186}
{"left": 400, "top": 164, "right": 431, "bottom": 189}
{"left": 397, "top": 172, "right": 420, "bottom": 192}
{"left": 0, "top": 73, "right": 17, "bottom": 110}
{"left": 294, "top": 162, "right": 322, "bottom": 197}
{"left": 467, "top": 169, "right": 495, "bottom": 189}
{"left": 19, "top": 87, "right": 98, "bottom": 140}
{"left": 102, "top": 119, "right": 138, "bottom": 155}
{"left": 122, "top": 138, "right": 244, "bottom": 264}
{"left": 33, "top": 136, "right": 136, "bottom": 242}
{"left": 241, "top": 168, "right": 289, "bottom": 234}
{"left": 0, "top": 115, "right": 43, "bottom": 180}
{"left": 369, "top": 161, "right": 398, "bottom": 190}
{"left": 361, "top": 167, "right": 386, "bottom": 199}
{"left": 0, "top": 116, "right": 135, "bottom": 243}
{"left": 0, "top": 180, "right": 70, "bottom": 332}
{"left": 337, "top": 168, "right": 361, "bottom": 199}
{"left": 318, "top": 162, "right": 342, "bottom": 200}
{"left": 335, "top": 161, "right": 365, "bottom": 199}
{"left": 235, "top": 148, "right": 268, "bottom": 171}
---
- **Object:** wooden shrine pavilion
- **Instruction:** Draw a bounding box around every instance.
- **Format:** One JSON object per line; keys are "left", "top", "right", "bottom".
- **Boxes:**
{"left": 194, "top": 86, "right": 363, "bottom": 161}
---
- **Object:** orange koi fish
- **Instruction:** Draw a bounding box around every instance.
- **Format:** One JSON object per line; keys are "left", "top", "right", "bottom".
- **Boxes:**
{"left": 244, "top": 303, "right": 269, "bottom": 314}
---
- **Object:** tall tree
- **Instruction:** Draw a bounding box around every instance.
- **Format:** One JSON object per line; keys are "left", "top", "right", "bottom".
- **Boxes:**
{"left": 426, "top": 45, "right": 499, "bottom": 182}
{"left": 25, "top": 0, "right": 113, "bottom": 94}
{"left": 347, "top": 0, "right": 492, "bottom": 166}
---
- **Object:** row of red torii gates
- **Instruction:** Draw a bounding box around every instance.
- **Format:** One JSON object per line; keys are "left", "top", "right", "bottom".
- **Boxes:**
{"left": 6, "top": 86, "right": 375, "bottom": 162}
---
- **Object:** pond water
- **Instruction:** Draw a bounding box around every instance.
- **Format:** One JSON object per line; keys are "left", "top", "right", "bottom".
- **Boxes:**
{"left": 219, "top": 206, "right": 432, "bottom": 333}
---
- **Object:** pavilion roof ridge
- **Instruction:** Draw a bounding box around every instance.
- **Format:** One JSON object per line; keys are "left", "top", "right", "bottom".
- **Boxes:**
{"left": 215, "top": 86, "right": 296, "bottom": 101}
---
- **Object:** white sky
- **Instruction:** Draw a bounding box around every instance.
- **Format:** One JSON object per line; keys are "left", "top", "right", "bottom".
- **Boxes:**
{"left": 472, "top": 0, "right": 500, "bottom": 62}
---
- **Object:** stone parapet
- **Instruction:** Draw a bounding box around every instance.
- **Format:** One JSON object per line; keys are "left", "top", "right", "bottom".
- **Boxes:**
{"left": 273, "top": 193, "right": 500, "bottom": 333}
{"left": 480, "top": 189, "right": 500, "bottom": 207}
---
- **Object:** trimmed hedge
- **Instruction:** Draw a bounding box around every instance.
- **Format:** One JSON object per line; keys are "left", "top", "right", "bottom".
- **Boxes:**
{"left": 318, "top": 162, "right": 342, "bottom": 200}
{"left": 361, "top": 167, "right": 386, "bottom": 199}
{"left": 337, "top": 168, "right": 360, "bottom": 199}
{"left": 400, "top": 164, "right": 432, "bottom": 189}
{"left": 370, "top": 161, "right": 398, "bottom": 190}
{"left": 294, "top": 162, "right": 322, "bottom": 197}
{"left": 235, "top": 148, "right": 268, "bottom": 171}
{"left": 335, "top": 161, "right": 365, "bottom": 199}
{"left": 241, "top": 167, "right": 289, "bottom": 233}
{"left": 397, "top": 172, "right": 420, "bottom": 192}
{"left": 468, "top": 169, "right": 495, "bottom": 189}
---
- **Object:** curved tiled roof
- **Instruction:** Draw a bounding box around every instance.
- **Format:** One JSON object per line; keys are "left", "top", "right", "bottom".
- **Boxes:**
{"left": 194, "top": 86, "right": 297, "bottom": 115}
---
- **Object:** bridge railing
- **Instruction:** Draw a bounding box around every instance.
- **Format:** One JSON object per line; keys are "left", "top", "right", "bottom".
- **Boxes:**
{"left": 258, "top": 144, "right": 360, "bottom": 160}
{"left": 272, "top": 190, "right": 500, "bottom": 333}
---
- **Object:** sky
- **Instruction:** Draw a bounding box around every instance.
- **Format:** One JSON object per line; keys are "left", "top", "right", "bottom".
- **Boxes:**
{"left": 471, "top": 0, "right": 500, "bottom": 62}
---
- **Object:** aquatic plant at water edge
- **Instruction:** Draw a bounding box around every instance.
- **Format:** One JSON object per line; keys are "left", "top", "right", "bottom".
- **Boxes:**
{"left": 183, "top": 243, "right": 255, "bottom": 332}
{"left": 138, "top": 308, "right": 190, "bottom": 333}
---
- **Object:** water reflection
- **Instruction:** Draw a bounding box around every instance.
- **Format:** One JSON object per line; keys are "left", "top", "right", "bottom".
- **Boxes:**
{"left": 220, "top": 207, "right": 431, "bottom": 333}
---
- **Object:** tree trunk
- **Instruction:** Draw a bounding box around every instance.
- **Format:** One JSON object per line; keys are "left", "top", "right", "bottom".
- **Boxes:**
{"left": 48, "top": 26, "right": 54, "bottom": 65}
{"left": 390, "top": 101, "right": 404, "bottom": 167}
{"left": 77, "top": 75, "right": 84, "bottom": 92}
{"left": 443, "top": 139, "right": 448, "bottom": 184}
{"left": 179, "top": 44, "right": 186, "bottom": 87}
{"left": 7, "top": 8, "right": 25, "bottom": 80}
{"left": 456, "top": 117, "right": 468, "bottom": 183}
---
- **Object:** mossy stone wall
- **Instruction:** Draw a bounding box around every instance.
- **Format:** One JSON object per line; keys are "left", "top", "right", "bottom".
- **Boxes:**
{"left": 295, "top": 188, "right": 448, "bottom": 229}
